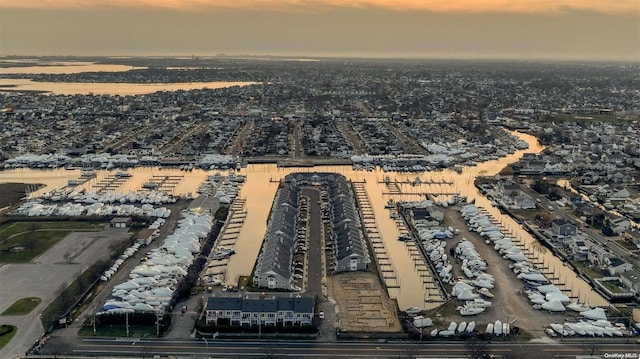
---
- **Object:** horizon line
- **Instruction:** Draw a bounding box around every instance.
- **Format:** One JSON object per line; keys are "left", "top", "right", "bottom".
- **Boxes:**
{"left": 1, "top": 53, "right": 639, "bottom": 63}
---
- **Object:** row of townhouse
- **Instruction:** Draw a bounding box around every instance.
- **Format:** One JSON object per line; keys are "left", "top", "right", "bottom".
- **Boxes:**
{"left": 327, "top": 175, "right": 370, "bottom": 273}
{"left": 252, "top": 183, "right": 299, "bottom": 291}
{"left": 205, "top": 294, "right": 314, "bottom": 326}
{"left": 252, "top": 172, "right": 370, "bottom": 292}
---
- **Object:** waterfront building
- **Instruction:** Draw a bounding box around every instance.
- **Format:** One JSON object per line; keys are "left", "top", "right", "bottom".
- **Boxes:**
{"left": 205, "top": 294, "right": 314, "bottom": 326}
{"left": 252, "top": 172, "right": 370, "bottom": 290}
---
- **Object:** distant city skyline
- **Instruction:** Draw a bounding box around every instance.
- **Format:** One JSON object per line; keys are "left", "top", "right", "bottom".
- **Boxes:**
{"left": 1, "top": 0, "right": 638, "bottom": 61}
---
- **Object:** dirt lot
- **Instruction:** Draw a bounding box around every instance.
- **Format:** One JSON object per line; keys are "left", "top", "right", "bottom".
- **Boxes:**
{"left": 423, "top": 206, "right": 574, "bottom": 337}
{"left": 327, "top": 272, "right": 402, "bottom": 334}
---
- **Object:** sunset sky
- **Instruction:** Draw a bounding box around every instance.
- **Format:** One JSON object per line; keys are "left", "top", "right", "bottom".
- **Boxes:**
{"left": 1, "top": 0, "right": 638, "bottom": 60}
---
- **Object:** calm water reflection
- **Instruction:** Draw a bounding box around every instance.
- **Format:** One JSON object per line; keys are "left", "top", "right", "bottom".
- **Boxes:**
{"left": 0, "top": 132, "right": 608, "bottom": 309}
{"left": 0, "top": 62, "right": 257, "bottom": 95}
{"left": 0, "top": 79, "right": 257, "bottom": 96}
{"left": 0, "top": 61, "right": 139, "bottom": 75}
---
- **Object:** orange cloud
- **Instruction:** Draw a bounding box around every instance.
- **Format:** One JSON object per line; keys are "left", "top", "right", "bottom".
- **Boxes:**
{"left": 2, "top": 0, "right": 638, "bottom": 14}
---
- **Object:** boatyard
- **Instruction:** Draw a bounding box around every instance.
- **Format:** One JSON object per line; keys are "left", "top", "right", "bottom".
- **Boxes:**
{"left": 423, "top": 205, "right": 575, "bottom": 335}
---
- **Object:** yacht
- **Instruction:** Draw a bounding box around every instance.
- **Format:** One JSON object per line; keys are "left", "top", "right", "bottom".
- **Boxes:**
{"left": 212, "top": 248, "right": 236, "bottom": 260}
{"left": 142, "top": 181, "right": 159, "bottom": 189}
{"left": 459, "top": 304, "right": 486, "bottom": 316}
{"left": 405, "top": 307, "right": 422, "bottom": 316}
{"left": 398, "top": 234, "right": 411, "bottom": 242}
{"left": 384, "top": 199, "right": 396, "bottom": 209}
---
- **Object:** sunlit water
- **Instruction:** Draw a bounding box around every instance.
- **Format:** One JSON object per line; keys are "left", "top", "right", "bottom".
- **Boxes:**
{"left": 0, "top": 79, "right": 257, "bottom": 96}
{"left": 0, "top": 61, "right": 140, "bottom": 74}
{"left": 0, "top": 62, "right": 257, "bottom": 95}
{"left": 0, "top": 131, "right": 608, "bottom": 309}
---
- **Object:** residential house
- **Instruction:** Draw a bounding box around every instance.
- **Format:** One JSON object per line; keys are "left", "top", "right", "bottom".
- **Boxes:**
{"left": 610, "top": 188, "right": 630, "bottom": 205}
{"left": 607, "top": 257, "right": 632, "bottom": 276}
{"left": 620, "top": 269, "right": 640, "bottom": 300}
{"left": 551, "top": 219, "right": 577, "bottom": 237}
{"left": 609, "top": 217, "right": 631, "bottom": 235}
{"left": 512, "top": 195, "right": 536, "bottom": 210}
{"left": 588, "top": 245, "right": 610, "bottom": 268}
{"left": 569, "top": 237, "right": 590, "bottom": 261}
{"left": 624, "top": 229, "right": 640, "bottom": 249}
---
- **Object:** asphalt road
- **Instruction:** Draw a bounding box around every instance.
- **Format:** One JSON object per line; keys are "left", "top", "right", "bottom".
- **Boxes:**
{"left": 302, "top": 188, "right": 323, "bottom": 297}
{"left": 65, "top": 337, "right": 640, "bottom": 358}
{"left": 301, "top": 187, "right": 337, "bottom": 341}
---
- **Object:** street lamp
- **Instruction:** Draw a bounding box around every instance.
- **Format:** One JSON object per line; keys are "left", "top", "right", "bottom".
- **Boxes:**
{"left": 156, "top": 312, "right": 161, "bottom": 337}
{"left": 203, "top": 337, "right": 209, "bottom": 358}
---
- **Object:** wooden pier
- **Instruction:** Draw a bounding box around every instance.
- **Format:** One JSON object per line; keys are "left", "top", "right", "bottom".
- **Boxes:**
{"left": 352, "top": 182, "right": 400, "bottom": 289}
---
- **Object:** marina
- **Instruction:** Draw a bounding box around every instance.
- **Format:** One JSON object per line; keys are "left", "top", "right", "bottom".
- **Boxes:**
{"left": 0, "top": 129, "right": 610, "bottom": 311}
{"left": 0, "top": 56, "right": 638, "bottom": 359}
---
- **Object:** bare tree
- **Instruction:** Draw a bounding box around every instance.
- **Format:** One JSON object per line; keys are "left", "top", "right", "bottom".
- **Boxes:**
{"left": 262, "top": 345, "right": 283, "bottom": 359}
{"left": 28, "top": 222, "right": 40, "bottom": 232}
{"left": 403, "top": 344, "right": 420, "bottom": 359}
{"left": 465, "top": 337, "right": 488, "bottom": 359}
{"left": 582, "top": 342, "right": 600, "bottom": 357}
{"left": 23, "top": 234, "right": 39, "bottom": 251}
{"left": 58, "top": 281, "right": 71, "bottom": 310}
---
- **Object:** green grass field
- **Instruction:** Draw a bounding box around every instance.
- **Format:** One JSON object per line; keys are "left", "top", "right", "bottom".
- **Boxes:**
{"left": 1, "top": 297, "right": 41, "bottom": 316}
{"left": 0, "top": 325, "right": 17, "bottom": 350}
{"left": 600, "top": 279, "right": 627, "bottom": 294}
{"left": 573, "top": 261, "right": 605, "bottom": 280}
{"left": 0, "top": 221, "right": 102, "bottom": 239}
{"left": 0, "top": 222, "right": 103, "bottom": 263}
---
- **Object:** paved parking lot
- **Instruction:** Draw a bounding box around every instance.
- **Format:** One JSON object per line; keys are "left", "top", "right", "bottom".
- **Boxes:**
{"left": 0, "top": 226, "right": 128, "bottom": 358}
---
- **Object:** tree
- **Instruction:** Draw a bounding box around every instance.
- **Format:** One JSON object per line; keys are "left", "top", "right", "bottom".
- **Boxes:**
{"left": 23, "top": 234, "right": 39, "bottom": 251}
{"left": 28, "top": 222, "right": 40, "bottom": 232}
{"left": 465, "top": 337, "right": 488, "bottom": 359}
{"left": 602, "top": 225, "right": 617, "bottom": 237}
{"left": 402, "top": 344, "right": 420, "bottom": 359}
{"left": 536, "top": 212, "right": 555, "bottom": 228}
{"left": 582, "top": 342, "right": 600, "bottom": 357}
{"left": 58, "top": 282, "right": 70, "bottom": 309}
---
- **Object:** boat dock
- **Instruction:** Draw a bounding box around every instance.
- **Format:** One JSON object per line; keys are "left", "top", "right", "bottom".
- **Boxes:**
{"left": 396, "top": 209, "right": 448, "bottom": 303}
{"left": 201, "top": 198, "right": 247, "bottom": 287}
{"left": 92, "top": 174, "right": 130, "bottom": 194}
{"left": 142, "top": 174, "right": 185, "bottom": 192}
{"left": 217, "top": 199, "right": 246, "bottom": 249}
{"left": 379, "top": 178, "right": 454, "bottom": 186}
{"left": 352, "top": 182, "right": 400, "bottom": 289}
